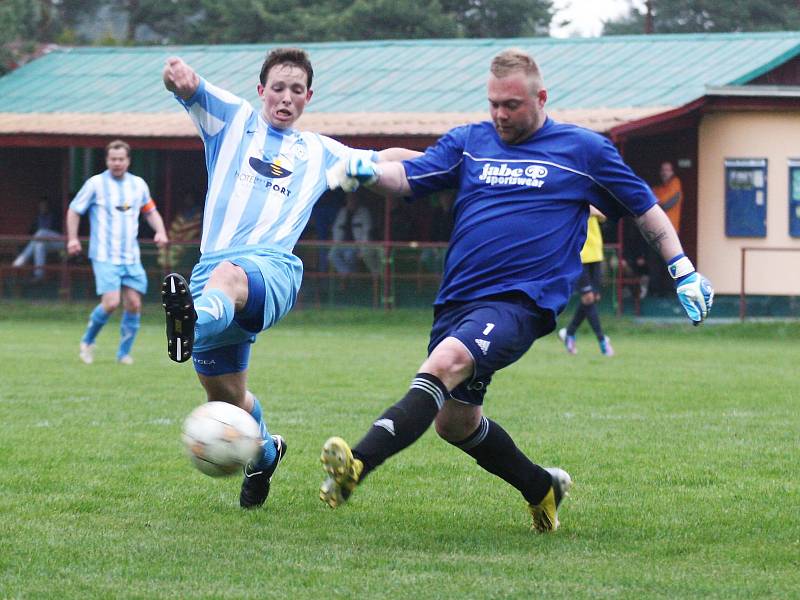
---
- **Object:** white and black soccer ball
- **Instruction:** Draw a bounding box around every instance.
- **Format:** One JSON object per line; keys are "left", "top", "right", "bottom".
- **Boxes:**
{"left": 182, "top": 401, "right": 262, "bottom": 477}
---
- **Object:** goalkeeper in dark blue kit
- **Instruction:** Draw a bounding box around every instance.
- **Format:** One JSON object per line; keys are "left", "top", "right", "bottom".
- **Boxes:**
{"left": 322, "top": 48, "right": 713, "bottom": 532}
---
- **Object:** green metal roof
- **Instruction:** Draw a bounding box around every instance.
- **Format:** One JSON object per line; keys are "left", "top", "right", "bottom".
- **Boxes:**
{"left": 0, "top": 31, "right": 798, "bottom": 114}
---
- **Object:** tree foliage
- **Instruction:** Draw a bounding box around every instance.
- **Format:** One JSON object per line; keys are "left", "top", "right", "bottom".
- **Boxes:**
{"left": 0, "top": 0, "right": 46, "bottom": 73}
{"left": 334, "top": 0, "right": 460, "bottom": 40}
{"left": 1, "top": 0, "right": 554, "bottom": 51}
{"left": 184, "top": 0, "right": 553, "bottom": 42}
{"left": 603, "top": 0, "right": 800, "bottom": 35}
{"left": 441, "top": 0, "right": 553, "bottom": 38}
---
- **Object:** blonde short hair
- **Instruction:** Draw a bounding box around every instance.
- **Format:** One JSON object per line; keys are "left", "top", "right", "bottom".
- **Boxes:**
{"left": 490, "top": 48, "right": 544, "bottom": 88}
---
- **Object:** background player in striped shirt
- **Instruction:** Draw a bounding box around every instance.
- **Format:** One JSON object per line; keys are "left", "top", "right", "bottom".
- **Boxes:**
{"left": 66, "top": 139, "right": 168, "bottom": 365}
{"left": 321, "top": 48, "right": 713, "bottom": 532}
{"left": 161, "top": 48, "right": 417, "bottom": 509}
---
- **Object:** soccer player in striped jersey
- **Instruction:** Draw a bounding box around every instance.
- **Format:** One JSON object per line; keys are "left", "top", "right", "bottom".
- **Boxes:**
{"left": 66, "top": 139, "right": 169, "bottom": 366}
{"left": 321, "top": 48, "right": 714, "bottom": 531}
{"left": 161, "top": 48, "right": 417, "bottom": 509}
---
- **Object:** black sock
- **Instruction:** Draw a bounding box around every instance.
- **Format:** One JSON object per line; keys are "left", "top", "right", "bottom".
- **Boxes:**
{"left": 353, "top": 373, "right": 446, "bottom": 477}
{"left": 450, "top": 416, "right": 552, "bottom": 505}
{"left": 585, "top": 302, "right": 604, "bottom": 339}
{"left": 567, "top": 303, "right": 586, "bottom": 335}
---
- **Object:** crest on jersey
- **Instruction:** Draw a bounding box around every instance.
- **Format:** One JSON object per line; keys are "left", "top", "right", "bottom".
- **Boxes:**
{"left": 115, "top": 202, "right": 132, "bottom": 212}
{"left": 292, "top": 143, "right": 307, "bottom": 160}
{"left": 249, "top": 157, "right": 292, "bottom": 179}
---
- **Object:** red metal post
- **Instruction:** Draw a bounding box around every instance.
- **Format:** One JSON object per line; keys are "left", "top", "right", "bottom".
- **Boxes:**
{"left": 616, "top": 220, "right": 624, "bottom": 316}
{"left": 163, "top": 153, "right": 174, "bottom": 273}
{"left": 739, "top": 247, "right": 746, "bottom": 321}
{"left": 383, "top": 194, "right": 393, "bottom": 310}
{"left": 60, "top": 148, "right": 71, "bottom": 301}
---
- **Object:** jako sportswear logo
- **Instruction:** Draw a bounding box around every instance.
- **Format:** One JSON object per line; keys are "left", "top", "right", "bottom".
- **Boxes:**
{"left": 196, "top": 295, "right": 224, "bottom": 320}
{"left": 373, "top": 418, "right": 396, "bottom": 436}
{"left": 474, "top": 338, "right": 491, "bottom": 355}
{"left": 249, "top": 157, "right": 292, "bottom": 178}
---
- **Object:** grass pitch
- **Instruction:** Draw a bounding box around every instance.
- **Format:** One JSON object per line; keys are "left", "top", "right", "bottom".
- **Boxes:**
{"left": 1, "top": 303, "right": 798, "bottom": 599}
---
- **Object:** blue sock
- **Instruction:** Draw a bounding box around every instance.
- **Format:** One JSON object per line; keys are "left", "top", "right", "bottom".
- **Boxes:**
{"left": 194, "top": 289, "right": 235, "bottom": 344}
{"left": 81, "top": 304, "right": 110, "bottom": 345}
{"left": 249, "top": 395, "right": 277, "bottom": 471}
{"left": 117, "top": 311, "right": 140, "bottom": 359}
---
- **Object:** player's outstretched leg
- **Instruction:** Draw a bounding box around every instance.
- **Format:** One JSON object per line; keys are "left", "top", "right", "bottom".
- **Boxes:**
{"left": 240, "top": 434, "right": 287, "bottom": 509}
{"left": 162, "top": 273, "right": 196, "bottom": 363}
{"left": 318, "top": 373, "right": 445, "bottom": 508}
{"left": 319, "top": 437, "right": 364, "bottom": 508}
{"left": 443, "top": 413, "right": 570, "bottom": 531}
{"left": 528, "top": 467, "right": 572, "bottom": 532}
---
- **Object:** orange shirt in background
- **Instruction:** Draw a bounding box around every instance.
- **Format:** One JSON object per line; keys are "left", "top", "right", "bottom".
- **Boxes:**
{"left": 652, "top": 176, "right": 683, "bottom": 233}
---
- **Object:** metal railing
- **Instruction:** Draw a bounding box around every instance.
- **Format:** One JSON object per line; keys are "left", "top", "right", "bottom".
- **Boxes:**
{"left": 739, "top": 246, "right": 800, "bottom": 320}
{"left": 1, "top": 234, "right": 630, "bottom": 311}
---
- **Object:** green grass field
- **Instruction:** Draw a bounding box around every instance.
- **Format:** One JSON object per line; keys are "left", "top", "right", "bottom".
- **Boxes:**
{"left": 1, "top": 303, "right": 798, "bottom": 599}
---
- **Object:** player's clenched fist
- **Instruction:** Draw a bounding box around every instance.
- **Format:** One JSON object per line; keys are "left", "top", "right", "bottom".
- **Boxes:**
{"left": 163, "top": 57, "right": 199, "bottom": 100}
{"left": 66, "top": 238, "right": 82, "bottom": 256}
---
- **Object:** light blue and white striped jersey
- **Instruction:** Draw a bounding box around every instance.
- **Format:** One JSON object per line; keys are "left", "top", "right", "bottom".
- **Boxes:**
{"left": 69, "top": 170, "right": 155, "bottom": 265}
{"left": 177, "top": 78, "right": 374, "bottom": 255}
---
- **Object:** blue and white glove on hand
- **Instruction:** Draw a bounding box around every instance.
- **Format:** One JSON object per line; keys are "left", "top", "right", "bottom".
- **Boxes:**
{"left": 668, "top": 254, "right": 714, "bottom": 325}
{"left": 345, "top": 155, "right": 380, "bottom": 186}
{"left": 325, "top": 155, "right": 380, "bottom": 192}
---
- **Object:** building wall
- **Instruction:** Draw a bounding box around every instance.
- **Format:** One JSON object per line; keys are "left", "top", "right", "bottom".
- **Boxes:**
{"left": 697, "top": 111, "right": 800, "bottom": 295}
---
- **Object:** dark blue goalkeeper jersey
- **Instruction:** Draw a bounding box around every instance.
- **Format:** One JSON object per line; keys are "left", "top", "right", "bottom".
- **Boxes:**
{"left": 403, "top": 117, "right": 657, "bottom": 315}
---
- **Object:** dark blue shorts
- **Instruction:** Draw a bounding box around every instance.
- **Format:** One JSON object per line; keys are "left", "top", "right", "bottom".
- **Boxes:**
{"left": 428, "top": 292, "right": 555, "bottom": 405}
{"left": 191, "top": 259, "right": 266, "bottom": 377}
{"left": 576, "top": 262, "right": 602, "bottom": 295}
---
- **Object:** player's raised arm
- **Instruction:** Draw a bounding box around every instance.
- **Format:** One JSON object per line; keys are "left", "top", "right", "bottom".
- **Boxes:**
{"left": 635, "top": 204, "right": 714, "bottom": 325}
{"left": 163, "top": 57, "right": 200, "bottom": 101}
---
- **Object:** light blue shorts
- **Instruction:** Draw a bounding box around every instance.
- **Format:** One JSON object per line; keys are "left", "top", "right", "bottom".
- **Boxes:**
{"left": 189, "top": 245, "right": 303, "bottom": 353}
{"left": 92, "top": 260, "right": 148, "bottom": 296}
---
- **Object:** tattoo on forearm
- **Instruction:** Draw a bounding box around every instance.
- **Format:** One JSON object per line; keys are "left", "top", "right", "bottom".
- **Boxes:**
{"left": 637, "top": 220, "right": 668, "bottom": 254}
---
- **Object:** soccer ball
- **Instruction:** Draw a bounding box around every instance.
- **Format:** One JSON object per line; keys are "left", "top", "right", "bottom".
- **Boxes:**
{"left": 182, "top": 401, "right": 262, "bottom": 477}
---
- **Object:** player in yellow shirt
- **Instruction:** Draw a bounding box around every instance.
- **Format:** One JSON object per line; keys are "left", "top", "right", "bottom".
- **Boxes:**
{"left": 558, "top": 207, "right": 614, "bottom": 356}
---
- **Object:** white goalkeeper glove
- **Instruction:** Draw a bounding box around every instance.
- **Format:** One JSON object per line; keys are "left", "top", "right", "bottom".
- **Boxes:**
{"left": 668, "top": 254, "right": 714, "bottom": 325}
{"left": 325, "top": 155, "right": 381, "bottom": 192}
